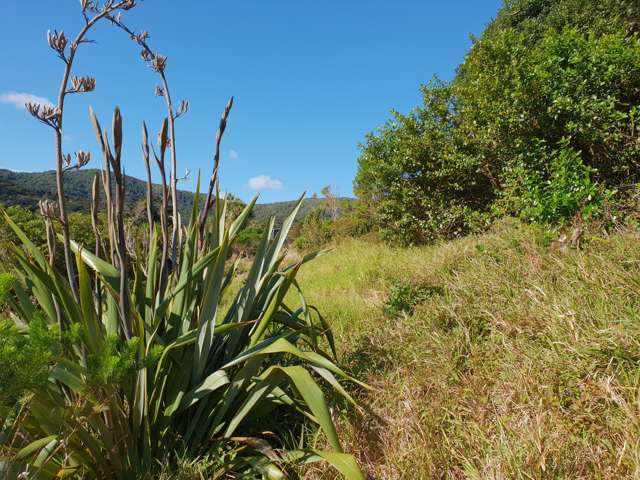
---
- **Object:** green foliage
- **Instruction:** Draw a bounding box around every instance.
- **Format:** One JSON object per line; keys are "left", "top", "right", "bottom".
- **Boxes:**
{"left": 355, "top": 0, "right": 640, "bottom": 244}
{"left": 355, "top": 80, "right": 491, "bottom": 244}
{"left": 0, "top": 315, "right": 60, "bottom": 405}
{"left": 293, "top": 200, "right": 376, "bottom": 251}
{"left": 501, "top": 139, "right": 606, "bottom": 222}
{"left": 0, "top": 206, "right": 46, "bottom": 258}
{"left": 494, "top": 0, "right": 640, "bottom": 38}
{"left": 86, "top": 336, "right": 144, "bottom": 387}
{"left": 1, "top": 193, "right": 363, "bottom": 479}
{"left": 0, "top": 273, "right": 15, "bottom": 306}
{"left": 294, "top": 207, "right": 335, "bottom": 251}
{"left": 233, "top": 225, "right": 265, "bottom": 255}
{"left": 249, "top": 197, "right": 349, "bottom": 227}
{"left": 383, "top": 280, "right": 442, "bottom": 318}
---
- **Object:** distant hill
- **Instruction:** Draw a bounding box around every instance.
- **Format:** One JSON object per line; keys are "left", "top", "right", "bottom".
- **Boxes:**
{"left": 0, "top": 168, "right": 201, "bottom": 215}
{"left": 250, "top": 197, "right": 353, "bottom": 226}
{"left": 0, "top": 169, "right": 350, "bottom": 224}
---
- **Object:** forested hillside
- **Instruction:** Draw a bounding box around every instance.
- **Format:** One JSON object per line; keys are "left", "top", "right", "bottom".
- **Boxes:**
{"left": 0, "top": 168, "right": 206, "bottom": 214}
{"left": 0, "top": 168, "right": 327, "bottom": 224}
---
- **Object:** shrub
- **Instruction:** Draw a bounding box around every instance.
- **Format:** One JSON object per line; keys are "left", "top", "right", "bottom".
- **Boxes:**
{"left": 294, "top": 207, "right": 335, "bottom": 251}
{"left": 0, "top": 315, "right": 60, "bottom": 406}
{"left": 2, "top": 130, "right": 364, "bottom": 480}
{"left": 355, "top": 80, "right": 492, "bottom": 245}
{"left": 384, "top": 279, "right": 442, "bottom": 318}
{"left": 499, "top": 139, "right": 607, "bottom": 223}
{"left": 293, "top": 200, "right": 378, "bottom": 251}
{"left": 233, "top": 225, "right": 265, "bottom": 256}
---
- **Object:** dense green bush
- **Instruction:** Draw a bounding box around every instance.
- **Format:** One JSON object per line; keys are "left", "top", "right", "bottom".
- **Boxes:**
{"left": 0, "top": 206, "right": 46, "bottom": 259}
{"left": 499, "top": 139, "right": 606, "bottom": 223}
{"left": 0, "top": 316, "right": 60, "bottom": 406}
{"left": 293, "top": 200, "right": 376, "bottom": 251}
{"left": 233, "top": 225, "right": 266, "bottom": 256}
{"left": 383, "top": 279, "right": 443, "bottom": 319}
{"left": 294, "top": 207, "right": 335, "bottom": 251}
{"left": 355, "top": 79, "right": 492, "bottom": 244}
{"left": 355, "top": 0, "right": 640, "bottom": 244}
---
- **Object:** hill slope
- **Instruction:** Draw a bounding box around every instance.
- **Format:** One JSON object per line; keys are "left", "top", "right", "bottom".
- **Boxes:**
{"left": 0, "top": 168, "right": 203, "bottom": 215}
{"left": 0, "top": 169, "right": 339, "bottom": 224}
{"left": 291, "top": 220, "right": 640, "bottom": 478}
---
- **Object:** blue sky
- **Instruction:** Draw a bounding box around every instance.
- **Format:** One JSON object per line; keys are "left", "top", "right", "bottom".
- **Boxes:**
{"left": 0, "top": 0, "right": 502, "bottom": 202}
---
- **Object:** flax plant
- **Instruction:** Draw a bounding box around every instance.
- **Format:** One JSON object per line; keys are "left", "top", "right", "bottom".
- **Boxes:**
{"left": 3, "top": 1, "right": 364, "bottom": 478}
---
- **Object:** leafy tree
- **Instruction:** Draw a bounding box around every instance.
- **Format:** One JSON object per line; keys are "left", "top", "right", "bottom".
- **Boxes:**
{"left": 355, "top": 81, "right": 491, "bottom": 244}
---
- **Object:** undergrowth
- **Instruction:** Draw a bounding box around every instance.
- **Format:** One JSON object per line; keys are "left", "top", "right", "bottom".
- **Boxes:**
{"left": 293, "top": 219, "right": 640, "bottom": 479}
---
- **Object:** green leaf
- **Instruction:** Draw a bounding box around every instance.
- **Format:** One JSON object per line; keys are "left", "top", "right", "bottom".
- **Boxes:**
{"left": 312, "top": 450, "right": 364, "bottom": 480}
{"left": 69, "top": 238, "right": 120, "bottom": 292}
{"left": 76, "top": 249, "right": 102, "bottom": 353}
{"left": 178, "top": 370, "right": 229, "bottom": 412}
{"left": 15, "top": 435, "right": 58, "bottom": 460}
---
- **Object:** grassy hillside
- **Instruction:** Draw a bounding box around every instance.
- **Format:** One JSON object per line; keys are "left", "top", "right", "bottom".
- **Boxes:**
{"left": 292, "top": 220, "right": 640, "bottom": 478}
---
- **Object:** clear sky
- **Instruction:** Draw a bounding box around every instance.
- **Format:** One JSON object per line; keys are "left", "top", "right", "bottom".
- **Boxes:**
{"left": 0, "top": 0, "right": 502, "bottom": 202}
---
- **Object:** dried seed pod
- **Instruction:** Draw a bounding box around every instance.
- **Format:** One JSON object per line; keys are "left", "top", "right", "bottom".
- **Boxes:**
{"left": 158, "top": 117, "right": 169, "bottom": 157}
{"left": 177, "top": 168, "right": 190, "bottom": 182}
{"left": 155, "top": 85, "right": 164, "bottom": 97}
{"left": 25, "top": 102, "right": 39, "bottom": 117}
{"left": 70, "top": 75, "right": 96, "bottom": 93}
{"left": 91, "top": 172, "right": 100, "bottom": 215}
{"left": 176, "top": 100, "right": 189, "bottom": 118}
{"left": 151, "top": 54, "right": 167, "bottom": 73}
{"left": 38, "top": 199, "right": 58, "bottom": 219}
{"left": 26, "top": 103, "right": 62, "bottom": 128}
{"left": 113, "top": 107, "right": 122, "bottom": 161}
{"left": 141, "top": 49, "right": 153, "bottom": 61}
{"left": 75, "top": 150, "right": 91, "bottom": 168}
{"left": 142, "top": 121, "right": 149, "bottom": 157}
{"left": 47, "top": 30, "right": 68, "bottom": 56}
{"left": 42, "top": 105, "right": 61, "bottom": 123}
{"left": 136, "top": 31, "right": 149, "bottom": 43}
{"left": 217, "top": 96, "right": 234, "bottom": 144}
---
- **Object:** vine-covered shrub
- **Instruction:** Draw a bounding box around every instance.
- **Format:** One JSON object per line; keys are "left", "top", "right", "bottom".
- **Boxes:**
{"left": 498, "top": 139, "right": 606, "bottom": 223}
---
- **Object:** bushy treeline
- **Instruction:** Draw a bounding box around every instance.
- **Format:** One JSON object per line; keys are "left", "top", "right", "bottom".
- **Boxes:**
{"left": 355, "top": 0, "right": 640, "bottom": 244}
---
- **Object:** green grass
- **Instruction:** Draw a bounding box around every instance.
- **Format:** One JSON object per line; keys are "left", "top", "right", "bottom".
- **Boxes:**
{"left": 292, "top": 219, "right": 640, "bottom": 479}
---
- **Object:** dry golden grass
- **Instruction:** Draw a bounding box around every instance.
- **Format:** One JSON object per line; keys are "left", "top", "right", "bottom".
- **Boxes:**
{"left": 295, "top": 219, "right": 640, "bottom": 479}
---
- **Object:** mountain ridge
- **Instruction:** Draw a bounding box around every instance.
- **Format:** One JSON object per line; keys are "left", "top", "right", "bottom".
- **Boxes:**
{"left": 0, "top": 168, "right": 350, "bottom": 224}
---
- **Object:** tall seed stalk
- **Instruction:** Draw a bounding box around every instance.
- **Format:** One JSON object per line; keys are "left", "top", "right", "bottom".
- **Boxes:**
{"left": 26, "top": 0, "right": 138, "bottom": 303}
